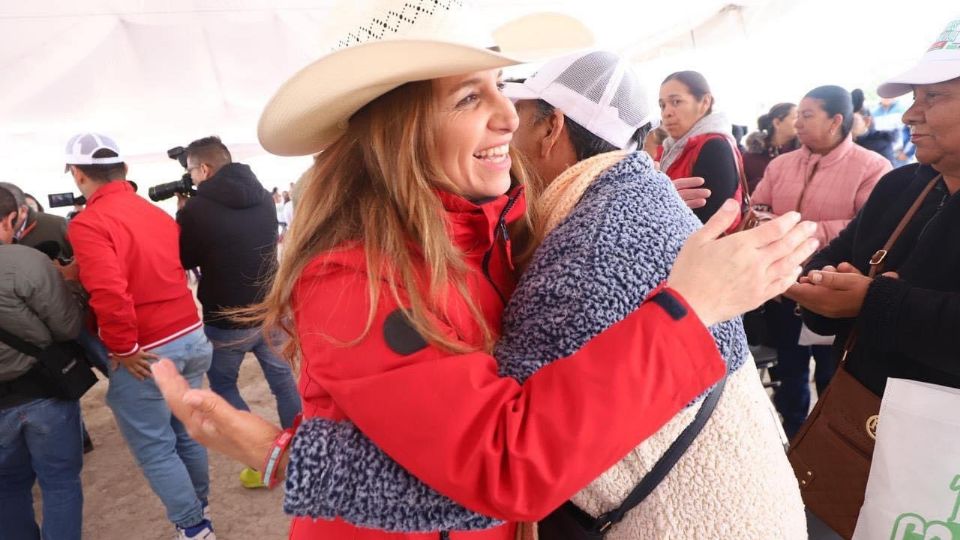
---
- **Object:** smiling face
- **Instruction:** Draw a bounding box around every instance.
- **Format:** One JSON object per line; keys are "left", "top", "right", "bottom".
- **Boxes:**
{"left": 658, "top": 79, "right": 712, "bottom": 139}
{"left": 903, "top": 78, "right": 960, "bottom": 175}
{"left": 431, "top": 69, "right": 518, "bottom": 199}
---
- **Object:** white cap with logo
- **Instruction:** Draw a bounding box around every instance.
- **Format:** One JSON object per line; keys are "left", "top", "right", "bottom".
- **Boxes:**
{"left": 503, "top": 50, "right": 652, "bottom": 150}
{"left": 878, "top": 18, "right": 960, "bottom": 98}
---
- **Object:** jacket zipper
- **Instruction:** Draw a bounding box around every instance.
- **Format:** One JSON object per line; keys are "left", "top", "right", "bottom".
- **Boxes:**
{"left": 480, "top": 192, "right": 521, "bottom": 306}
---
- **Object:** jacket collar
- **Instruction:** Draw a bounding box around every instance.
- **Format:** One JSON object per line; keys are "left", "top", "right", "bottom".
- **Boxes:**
{"left": 86, "top": 179, "right": 133, "bottom": 206}
{"left": 800, "top": 135, "right": 855, "bottom": 167}
{"left": 434, "top": 186, "right": 526, "bottom": 254}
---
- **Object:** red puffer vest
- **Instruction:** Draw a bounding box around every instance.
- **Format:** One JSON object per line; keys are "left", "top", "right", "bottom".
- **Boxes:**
{"left": 665, "top": 133, "right": 746, "bottom": 232}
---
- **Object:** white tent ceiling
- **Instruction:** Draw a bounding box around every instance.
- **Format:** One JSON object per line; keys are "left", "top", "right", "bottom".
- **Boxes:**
{"left": 0, "top": 0, "right": 954, "bottom": 214}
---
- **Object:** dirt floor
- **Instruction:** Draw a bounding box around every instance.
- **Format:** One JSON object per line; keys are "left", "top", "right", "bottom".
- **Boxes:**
{"left": 39, "top": 355, "right": 291, "bottom": 539}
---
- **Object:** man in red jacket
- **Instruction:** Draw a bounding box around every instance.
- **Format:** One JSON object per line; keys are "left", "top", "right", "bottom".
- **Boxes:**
{"left": 64, "top": 133, "right": 217, "bottom": 540}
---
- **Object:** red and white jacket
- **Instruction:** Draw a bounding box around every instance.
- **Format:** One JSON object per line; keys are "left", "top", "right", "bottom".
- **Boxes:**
{"left": 67, "top": 181, "right": 200, "bottom": 357}
{"left": 288, "top": 187, "right": 725, "bottom": 539}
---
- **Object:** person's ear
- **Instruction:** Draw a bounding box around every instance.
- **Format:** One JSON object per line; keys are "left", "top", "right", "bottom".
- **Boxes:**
{"left": 701, "top": 94, "right": 714, "bottom": 115}
{"left": 831, "top": 114, "right": 844, "bottom": 136}
{"left": 0, "top": 211, "right": 15, "bottom": 237}
{"left": 539, "top": 109, "right": 567, "bottom": 158}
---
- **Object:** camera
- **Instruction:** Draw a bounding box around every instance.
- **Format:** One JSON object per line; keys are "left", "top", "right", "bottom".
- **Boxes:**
{"left": 48, "top": 192, "right": 87, "bottom": 208}
{"left": 148, "top": 146, "right": 197, "bottom": 202}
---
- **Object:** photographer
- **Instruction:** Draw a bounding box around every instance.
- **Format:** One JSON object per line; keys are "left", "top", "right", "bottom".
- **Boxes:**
{"left": 0, "top": 186, "right": 85, "bottom": 540}
{"left": 176, "top": 136, "right": 300, "bottom": 488}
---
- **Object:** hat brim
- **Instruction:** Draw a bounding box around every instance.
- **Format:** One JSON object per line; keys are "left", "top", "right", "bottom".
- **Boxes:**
{"left": 878, "top": 58, "right": 960, "bottom": 98}
{"left": 502, "top": 81, "right": 541, "bottom": 102}
{"left": 259, "top": 42, "right": 530, "bottom": 156}
{"left": 258, "top": 13, "right": 593, "bottom": 156}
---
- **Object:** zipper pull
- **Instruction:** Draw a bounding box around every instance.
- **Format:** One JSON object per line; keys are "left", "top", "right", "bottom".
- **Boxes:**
{"left": 499, "top": 220, "right": 515, "bottom": 271}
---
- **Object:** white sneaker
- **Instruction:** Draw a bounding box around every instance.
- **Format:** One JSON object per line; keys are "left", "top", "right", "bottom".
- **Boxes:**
{"left": 176, "top": 519, "right": 216, "bottom": 540}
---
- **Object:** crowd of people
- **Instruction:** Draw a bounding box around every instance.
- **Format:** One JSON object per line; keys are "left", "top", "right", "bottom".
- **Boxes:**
{"left": 1, "top": 3, "right": 958, "bottom": 540}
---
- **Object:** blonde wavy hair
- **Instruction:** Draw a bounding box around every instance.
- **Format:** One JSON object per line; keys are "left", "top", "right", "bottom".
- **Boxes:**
{"left": 239, "top": 79, "right": 541, "bottom": 365}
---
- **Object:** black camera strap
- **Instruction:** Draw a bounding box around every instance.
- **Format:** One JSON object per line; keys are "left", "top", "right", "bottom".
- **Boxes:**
{"left": 591, "top": 372, "right": 727, "bottom": 534}
{"left": 0, "top": 325, "right": 44, "bottom": 358}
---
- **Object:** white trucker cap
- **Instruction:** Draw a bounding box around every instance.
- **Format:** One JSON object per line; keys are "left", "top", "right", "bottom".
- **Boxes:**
{"left": 503, "top": 50, "right": 652, "bottom": 149}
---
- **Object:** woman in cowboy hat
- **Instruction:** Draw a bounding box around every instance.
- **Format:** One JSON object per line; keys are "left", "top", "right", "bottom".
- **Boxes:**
{"left": 152, "top": 3, "right": 818, "bottom": 539}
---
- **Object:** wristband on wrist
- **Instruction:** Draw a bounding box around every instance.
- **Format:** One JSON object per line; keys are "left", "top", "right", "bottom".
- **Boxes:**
{"left": 261, "top": 414, "right": 302, "bottom": 489}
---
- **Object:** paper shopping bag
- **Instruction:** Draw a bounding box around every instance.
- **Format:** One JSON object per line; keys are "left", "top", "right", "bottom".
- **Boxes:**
{"left": 853, "top": 378, "right": 960, "bottom": 540}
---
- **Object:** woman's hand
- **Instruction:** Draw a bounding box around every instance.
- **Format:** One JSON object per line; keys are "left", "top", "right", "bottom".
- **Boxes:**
{"left": 785, "top": 262, "right": 898, "bottom": 318}
{"left": 671, "top": 176, "right": 711, "bottom": 209}
{"left": 152, "top": 359, "right": 281, "bottom": 469}
{"left": 668, "top": 199, "right": 819, "bottom": 327}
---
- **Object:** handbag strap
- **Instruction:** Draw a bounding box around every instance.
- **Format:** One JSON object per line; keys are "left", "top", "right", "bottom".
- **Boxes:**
{"left": 725, "top": 139, "right": 752, "bottom": 213}
{"left": 590, "top": 372, "right": 728, "bottom": 534}
{"left": 795, "top": 161, "right": 821, "bottom": 213}
{"left": 841, "top": 174, "right": 942, "bottom": 359}
{"left": 0, "top": 325, "right": 42, "bottom": 358}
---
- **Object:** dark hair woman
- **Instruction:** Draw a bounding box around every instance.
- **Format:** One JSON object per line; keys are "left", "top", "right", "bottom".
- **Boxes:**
{"left": 743, "top": 102, "right": 799, "bottom": 193}
{"left": 752, "top": 85, "right": 892, "bottom": 439}
{"left": 787, "top": 23, "right": 960, "bottom": 532}
{"left": 658, "top": 71, "right": 744, "bottom": 225}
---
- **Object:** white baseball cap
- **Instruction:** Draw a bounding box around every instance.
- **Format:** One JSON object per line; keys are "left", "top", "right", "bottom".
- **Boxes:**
{"left": 64, "top": 132, "right": 124, "bottom": 166}
{"left": 878, "top": 18, "right": 960, "bottom": 98}
{"left": 503, "top": 50, "right": 652, "bottom": 150}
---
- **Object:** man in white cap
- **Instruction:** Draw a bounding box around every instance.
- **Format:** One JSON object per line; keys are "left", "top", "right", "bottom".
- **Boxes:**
{"left": 64, "top": 133, "right": 216, "bottom": 540}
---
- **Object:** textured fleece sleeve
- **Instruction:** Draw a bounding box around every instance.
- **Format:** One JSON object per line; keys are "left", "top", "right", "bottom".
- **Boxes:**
{"left": 68, "top": 217, "right": 139, "bottom": 356}
{"left": 691, "top": 138, "right": 740, "bottom": 223}
{"left": 859, "top": 277, "right": 960, "bottom": 377}
{"left": 290, "top": 265, "right": 724, "bottom": 523}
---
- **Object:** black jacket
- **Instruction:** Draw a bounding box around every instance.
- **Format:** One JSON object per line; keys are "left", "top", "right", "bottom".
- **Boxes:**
{"left": 856, "top": 127, "right": 897, "bottom": 164}
{"left": 803, "top": 163, "right": 960, "bottom": 395}
{"left": 177, "top": 163, "right": 277, "bottom": 328}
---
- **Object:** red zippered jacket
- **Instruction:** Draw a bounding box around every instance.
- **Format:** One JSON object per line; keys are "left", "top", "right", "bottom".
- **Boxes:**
{"left": 288, "top": 188, "right": 724, "bottom": 540}
{"left": 67, "top": 181, "right": 200, "bottom": 357}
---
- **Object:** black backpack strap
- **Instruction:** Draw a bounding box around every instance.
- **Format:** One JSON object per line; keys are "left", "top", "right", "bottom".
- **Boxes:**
{"left": 0, "top": 325, "right": 43, "bottom": 358}
{"left": 591, "top": 373, "right": 728, "bottom": 534}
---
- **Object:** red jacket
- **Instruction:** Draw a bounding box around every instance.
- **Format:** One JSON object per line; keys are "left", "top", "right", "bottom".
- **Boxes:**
{"left": 665, "top": 133, "right": 745, "bottom": 231}
{"left": 289, "top": 188, "right": 725, "bottom": 539}
{"left": 67, "top": 181, "right": 200, "bottom": 357}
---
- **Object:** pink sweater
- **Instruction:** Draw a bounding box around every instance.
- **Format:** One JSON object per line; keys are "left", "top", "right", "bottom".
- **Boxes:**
{"left": 752, "top": 136, "right": 891, "bottom": 246}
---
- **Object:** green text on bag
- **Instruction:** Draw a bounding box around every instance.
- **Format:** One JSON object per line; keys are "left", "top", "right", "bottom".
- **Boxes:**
{"left": 890, "top": 474, "right": 960, "bottom": 540}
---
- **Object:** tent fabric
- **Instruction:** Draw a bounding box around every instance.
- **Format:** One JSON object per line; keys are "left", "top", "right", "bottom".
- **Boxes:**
{"left": 0, "top": 0, "right": 951, "bottom": 210}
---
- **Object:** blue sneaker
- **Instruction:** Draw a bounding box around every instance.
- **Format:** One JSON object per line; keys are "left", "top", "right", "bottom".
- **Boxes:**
{"left": 176, "top": 519, "right": 215, "bottom": 540}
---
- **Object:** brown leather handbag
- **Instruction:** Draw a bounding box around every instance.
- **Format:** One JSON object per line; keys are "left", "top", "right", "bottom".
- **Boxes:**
{"left": 786, "top": 174, "right": 941, "bottom": 538}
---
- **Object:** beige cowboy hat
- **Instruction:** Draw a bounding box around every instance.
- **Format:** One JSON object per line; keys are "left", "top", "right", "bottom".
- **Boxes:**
{"left": 258, "top": 1, "right": 594, "bottom": 156}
